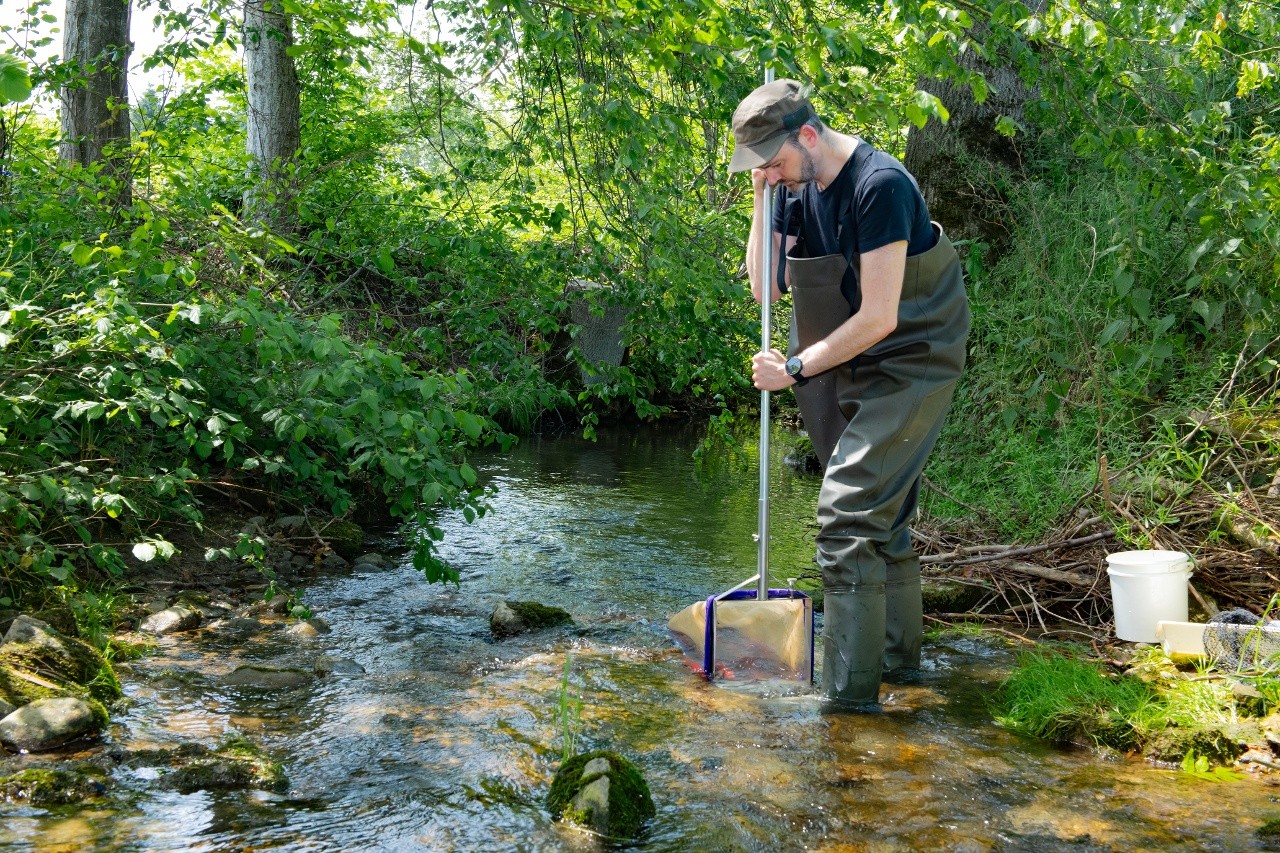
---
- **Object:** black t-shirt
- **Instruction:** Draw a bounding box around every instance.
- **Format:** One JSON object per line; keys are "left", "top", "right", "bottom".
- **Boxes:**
{"left": 771, "top": 141, "right": 935, "bottom": 300}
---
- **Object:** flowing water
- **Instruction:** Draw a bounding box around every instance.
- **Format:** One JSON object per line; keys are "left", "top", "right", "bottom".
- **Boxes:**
{"left": 4, "top": 424, "right": 1279, "bottom": 851}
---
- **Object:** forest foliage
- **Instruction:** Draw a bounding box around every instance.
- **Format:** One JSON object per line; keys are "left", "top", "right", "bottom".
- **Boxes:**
{"left": 0, "top": 0, "right": 1276, "bottom": 605}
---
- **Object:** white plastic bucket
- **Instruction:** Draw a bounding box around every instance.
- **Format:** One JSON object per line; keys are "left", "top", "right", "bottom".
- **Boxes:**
{"left": 1106, "top": 550, "right": 1192, "bottom": 642}
{"left": 1105, "top": 549, "right": 1191, "bottom": 574}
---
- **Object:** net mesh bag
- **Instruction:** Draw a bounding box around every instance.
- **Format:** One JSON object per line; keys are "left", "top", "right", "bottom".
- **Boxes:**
{"left": 1203, "top": 609, "right": 1280, "bottom": 672}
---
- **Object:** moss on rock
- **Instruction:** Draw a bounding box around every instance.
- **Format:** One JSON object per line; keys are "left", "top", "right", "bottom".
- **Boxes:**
{"left": 320, "top": 519, "right": 364, "bottom": 560}
{"left": 0, "top": 765, "right": 107, "bottom": 806}
{"left": 508, "top": 601, "right": 572, "bottom": 631}
{"left": 0, "top": 632, "right": 121, "bottom": 708}
{"left": 1143, "top": 726, "right": 1245, "bottom": 765}
{"left": 148, "top": 736, "right": 288, "bottom": 794}
{"left": 547, "top": 750, "right": 655, "bottom": 839}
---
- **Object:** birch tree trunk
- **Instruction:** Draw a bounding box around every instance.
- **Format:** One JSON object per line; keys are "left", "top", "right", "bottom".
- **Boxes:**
{"left": 60, "top": 0, "right": 131, "bottom": 205}
{"left": 243, "top": 0, "right": 301, "bottom": 229}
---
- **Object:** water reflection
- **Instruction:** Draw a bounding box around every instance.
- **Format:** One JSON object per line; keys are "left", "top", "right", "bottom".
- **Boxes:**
{"left": 2, "top": 424, "right": 1277, "bottom": 851}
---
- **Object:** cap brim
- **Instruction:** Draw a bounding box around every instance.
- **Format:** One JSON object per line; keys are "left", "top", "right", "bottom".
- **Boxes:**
{"left": 728, "top": 132, "right": 788, "bottom": 173}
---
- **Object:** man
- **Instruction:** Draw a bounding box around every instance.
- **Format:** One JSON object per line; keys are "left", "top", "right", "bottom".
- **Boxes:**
{"left": 729, "top": 79, "right": 970, "bottom": 709}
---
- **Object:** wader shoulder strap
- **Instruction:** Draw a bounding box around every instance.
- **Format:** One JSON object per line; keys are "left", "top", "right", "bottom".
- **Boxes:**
{"left": 774, "top": 196, "right": 801, "bottom": 294}
{"left": 836, "top": 141, "right": 877, "bottom": 263}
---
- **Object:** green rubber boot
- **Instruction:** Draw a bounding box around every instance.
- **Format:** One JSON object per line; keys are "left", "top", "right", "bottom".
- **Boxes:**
{"left": 820, "top": 588, "right": 886, "bottom": 709}
{"left": 883, "top": 527, "right": 923, "bottom": 681}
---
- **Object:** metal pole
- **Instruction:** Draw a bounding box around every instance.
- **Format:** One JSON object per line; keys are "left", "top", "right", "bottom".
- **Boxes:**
{"left": 756, "top": 66, "right": 775, "bottom": 601}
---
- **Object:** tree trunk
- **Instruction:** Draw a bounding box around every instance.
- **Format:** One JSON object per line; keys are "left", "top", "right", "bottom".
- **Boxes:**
{"left": 60, "top": 0, "right": 131, "bottom": 204}
{"left": 242, "top": 0, "right": 301, "bottom": 229}
{"left": 904, "top": 21, "right": 1039, "bottom": 247}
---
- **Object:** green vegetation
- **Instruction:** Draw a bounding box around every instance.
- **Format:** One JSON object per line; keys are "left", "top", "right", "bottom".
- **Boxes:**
{"left": 995, "top": 647, "right": 1153, "bottom": 751}
{"left": 994, "top": 645, "right": 1279, "bottom": 770}
{"left": 0, "top": 0, "right": 1274, "bottom": 638}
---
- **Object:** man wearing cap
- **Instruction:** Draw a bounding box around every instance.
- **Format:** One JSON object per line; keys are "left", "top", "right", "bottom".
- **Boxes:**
{"left": 729, "top": 79, "right": 970, "bottom": 709}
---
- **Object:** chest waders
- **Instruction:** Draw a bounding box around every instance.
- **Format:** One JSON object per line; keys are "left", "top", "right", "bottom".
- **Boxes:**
{"left": 785, "top": 181, "right": 970, "bottom": 708}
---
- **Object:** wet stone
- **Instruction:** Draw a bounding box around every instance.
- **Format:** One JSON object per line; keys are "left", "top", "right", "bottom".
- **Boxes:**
{"left": 0, "top": 699, "right": 15, "bottom": 718}
{"left": 216, "top": 617, "right": 266, "bottom": 637}
{"left": 140, "top": 606, "right": 203, "bottom": 635}
{"left": 222, "top": 666, "right": 315, "bottom": 689}
{"left": 314, "top": 655, "right": 365, "bottom": 676}
{"left": 0, "top": 697, "right": 102, "bottom": 752}
{"left": 287, "top": 618, "right": 332, "bottom": 639}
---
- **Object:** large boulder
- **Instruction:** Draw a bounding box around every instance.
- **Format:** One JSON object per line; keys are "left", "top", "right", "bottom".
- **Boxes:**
{"left": 0, "top": 696, "right": 105, "bottom": 752}
{"left": 0, "top": 616, "right": 120, "bottom": 707}
{"left": 490, "top": 601, "right": 573, "bottom": 640}
{"left": 547, "top": 751, "right": 655, "bottom": 839}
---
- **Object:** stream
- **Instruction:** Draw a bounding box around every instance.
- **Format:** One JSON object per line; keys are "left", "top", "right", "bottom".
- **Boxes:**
{"left": 3, "top": 423, "right": 1278, "bottom": 851}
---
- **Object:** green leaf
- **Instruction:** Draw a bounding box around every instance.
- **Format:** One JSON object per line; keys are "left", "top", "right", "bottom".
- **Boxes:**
{"left": 0, "top": 53, "right": 32, "bottom": 105}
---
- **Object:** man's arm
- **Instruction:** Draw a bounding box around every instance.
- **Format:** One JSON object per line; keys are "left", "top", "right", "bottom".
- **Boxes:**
{"left": 752, "top": 239, "right": 906, "bottom": 390}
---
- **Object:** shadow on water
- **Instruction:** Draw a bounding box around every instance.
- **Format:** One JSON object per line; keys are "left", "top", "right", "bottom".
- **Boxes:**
{"left": 4, "top": 423, "right": 1280, "bottom": 851}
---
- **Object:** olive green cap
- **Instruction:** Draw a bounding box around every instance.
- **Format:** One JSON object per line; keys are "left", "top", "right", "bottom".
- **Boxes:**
{"left": 728, "top": 79, "right": 817, "bottom": 173}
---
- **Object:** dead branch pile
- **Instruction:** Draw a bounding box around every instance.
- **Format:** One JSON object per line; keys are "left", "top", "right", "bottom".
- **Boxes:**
{"left": 919, "top": 401, "right": 1280, "bottom": 642}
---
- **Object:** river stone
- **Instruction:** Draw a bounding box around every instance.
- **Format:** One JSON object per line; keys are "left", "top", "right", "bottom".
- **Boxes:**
{"left": 0, "top": 697, "right": 102, "bottom": 752}
{"left": 0, "top": 764, "right": 108, "bottom": 805}
{"left": 4, "top": 614, "right": 63, "bottom": 649}
{"left": 217, "top": 617, "right": 265, "bottom": 637}
{"left": 0, "top": 698, "right": 14, "bottom": 718}
{"left": 314, "top": 655, "right": 365, "bottom": 676}
{"left": 353, "top": 552, "right": 386, "bottom": 569}
{"left": 287, "top": 618, "right": 332, "bottom": 639}
{"left": 319, "top": 553, "right": 349, "bottom": 571}
{"left": 0, "top": 619, "right": 119, "bottom": 708}
{"left": 320, "top": 519, "right": 364, "bottom": 560}
{"left": 547, "top": 750, "right": 655, "bottom": 839}
{"left": 921, "top": 580, "right": 986, "bottom": 614}
{"left": 223, "top": 665, "right": 315, "bottom": 689}
{"left": 490, "top": 600, "right": 573, "bottom": 639}
{"left": 140, "top": 606, "right": 202, "bottom": 635}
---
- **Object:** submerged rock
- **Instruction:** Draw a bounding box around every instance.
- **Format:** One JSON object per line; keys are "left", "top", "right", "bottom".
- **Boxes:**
{"left": 490, "top": 601, "right": 573, "bottom": 639}
{"left": 0, "top": 696, "right": 105, "bottom": 752}
{"left": 223, "top": 665, "right": 315, "bottom": 689}
{"left": 0, "top": 764, "right": 108, "bottom": 805}
{"left": 547, "top": 750, "right": 655, "bottom": 839}
{"left": 140, "top": 606, "right": 203, "bottom": 635}
{"left": 123, "top": 737, "right": 287, "bottom": 794}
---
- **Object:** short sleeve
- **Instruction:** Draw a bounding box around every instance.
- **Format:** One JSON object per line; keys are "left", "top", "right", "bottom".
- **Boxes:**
{"left": 771, "top": 189, "right": 801, "bottom": 236}
{"left": 856, "top": 168, "right": 918, "bottom": 253}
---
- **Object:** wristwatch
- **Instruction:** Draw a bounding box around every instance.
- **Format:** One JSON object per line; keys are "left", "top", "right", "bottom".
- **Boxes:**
{"left": 784, "top": 356, "right": 809, "bottom": 387}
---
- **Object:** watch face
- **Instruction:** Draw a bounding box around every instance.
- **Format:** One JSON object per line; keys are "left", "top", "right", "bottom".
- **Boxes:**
{"left": 785, "top": 356, "right": 804, "bottom": 376}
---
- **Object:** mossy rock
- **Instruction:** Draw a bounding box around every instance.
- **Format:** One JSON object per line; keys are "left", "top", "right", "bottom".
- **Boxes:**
{"left": 922, "top": 580, "right": 987, "bottom": 614}
{"left": 0, "top": 764, "right": 108, "bottom": 806}
{"left": 0, "top": 633, "right": 121, "bottom": 708}
{"left": 1143, "top": 725, "right": 1245, "bottom": 765}
{"left": 491, "top": 601, "right": 573, "bottom": 639}
{"left": 142, "top": 736, "right": 288, "bottom": 794}
{"left": 320, "top": 519, "right": 364, "bottom": 560}
{"left": 1258, "top": 815, "right": 1280, "bottom": 838}
{"left": 547, "top": 750, "right": 655, "bottom": 839}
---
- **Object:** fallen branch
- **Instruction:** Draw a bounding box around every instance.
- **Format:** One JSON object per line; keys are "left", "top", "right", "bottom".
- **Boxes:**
{"left": 924, "top": 530, "right": 1115, "bottom": 568}
{"left": 1000, "top": 560, "right": 1096, "bottom": 587}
